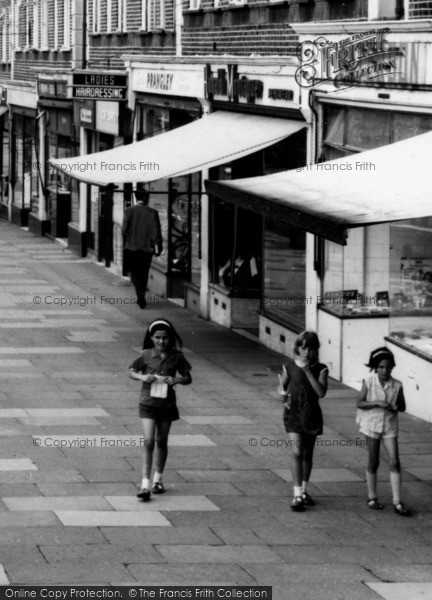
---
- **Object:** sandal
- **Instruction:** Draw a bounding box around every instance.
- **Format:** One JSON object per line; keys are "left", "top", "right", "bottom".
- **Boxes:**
{"left": 367, "top": 498, "right": 384, "bottom": 510}
{"left": 393, "top": 502, "right": 412, "bottom": 517}
{"left": 291, "top": 496, "right": 306, "bottom": 512}
{"left": 151, "top": 481, "right": 165, "bottom": 494}
{"left": 302, "top": 492, "right": 315, "bottom": 506}
{"left": 136, "top": 488, "right": 151, "bottom": 502}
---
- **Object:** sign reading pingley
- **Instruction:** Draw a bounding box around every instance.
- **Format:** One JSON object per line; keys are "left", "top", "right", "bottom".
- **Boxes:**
{"left": 72, "top": 73, "right": 127, "bottom": 101}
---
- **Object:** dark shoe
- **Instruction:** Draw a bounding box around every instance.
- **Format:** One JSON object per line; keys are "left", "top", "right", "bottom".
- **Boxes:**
{"left": 291, "top": 496, "right": 306, "bottom": 512}
{"left": 302, "top": 492, "right": 315, "bottom": 506}
{"left": 137, "top": 488, "right": 151, "bottom": 501}
{"left": 393, "top": 502, "right": 412, "bottom": 517}
{"left": 151, "top": 481, "right": 165, "bottom": 494}
{"left": 137, "top": 294, "right": 147, "bottom": 309}
{"left": 367, "top": 497, "right": 384, "bottom": 510}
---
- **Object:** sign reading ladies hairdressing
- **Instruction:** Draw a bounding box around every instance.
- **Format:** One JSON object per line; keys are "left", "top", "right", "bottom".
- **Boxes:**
{"left": 73, "top": 73, "right": 128, "bottom": 101}
{"left": 205, "top": 64, "right": 299, "bottom": 109}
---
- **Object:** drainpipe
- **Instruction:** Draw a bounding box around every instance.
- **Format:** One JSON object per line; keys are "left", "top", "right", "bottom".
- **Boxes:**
{"left": 175, "top": 0, "right": 182, "bottom": 57}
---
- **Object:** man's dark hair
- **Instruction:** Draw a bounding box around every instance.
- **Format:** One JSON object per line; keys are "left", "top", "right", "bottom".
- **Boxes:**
{"left": 134, "top": 189, "right": 149, "bottom": 204}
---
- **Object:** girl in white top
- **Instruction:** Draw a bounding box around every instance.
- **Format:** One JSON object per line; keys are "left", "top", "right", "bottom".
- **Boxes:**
{"left": 356, "top": 347, "right": 411, "bottom": 516}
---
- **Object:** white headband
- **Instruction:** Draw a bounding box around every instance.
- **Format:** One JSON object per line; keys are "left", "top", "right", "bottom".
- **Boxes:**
{"left": 149, "top": 320, "right": 172, "bottom": 334}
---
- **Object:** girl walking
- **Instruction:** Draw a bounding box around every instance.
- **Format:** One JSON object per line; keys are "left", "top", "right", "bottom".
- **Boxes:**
{"left": 278, "top": 331, "right": 328, "bottom": 511}
{"left": 129, "top": 319, "right": 192, "bottom": 501}
{"left": 356, "top": 347, "right": 411, "bottom": 516}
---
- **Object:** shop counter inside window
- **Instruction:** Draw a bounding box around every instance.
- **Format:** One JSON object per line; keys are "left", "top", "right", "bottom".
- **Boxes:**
{"left": 388, "top": 219, "right": 432, "bottom": 359}
{"left": 318, "top": 289, "right": 390, "bottom": 318}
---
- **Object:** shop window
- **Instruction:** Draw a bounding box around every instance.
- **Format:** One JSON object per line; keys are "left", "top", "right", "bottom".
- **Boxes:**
{"left": 0, "top": 114, "right": 9, "bottom": 204}
{"left": 264, "top": 221, "right": 306, "bottom": 331}
{"left": 12, "top": 115, "right": 37, "bottom": 210}
{"left": 389, "top": 218, "right": 432, "bottom": 358}
{"left": 320, "top": 226, "right": 391, "bottom": 318}
{"left": 211, "top": 201, "right": 262, "bottom": 299}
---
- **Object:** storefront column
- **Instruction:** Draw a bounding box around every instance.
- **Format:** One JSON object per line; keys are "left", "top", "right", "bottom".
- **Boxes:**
{"left": 37, "top": 115, "right": 46, "bottom": 223}
{"left": 199, "top": 103, "right": 211, "bottom": 319}
{"left": 78, "top": 126, "right": 87, "bottom": 232}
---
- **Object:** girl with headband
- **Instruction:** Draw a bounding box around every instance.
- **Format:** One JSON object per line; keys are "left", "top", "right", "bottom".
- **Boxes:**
{"left": 129, "top": 318, "right": 192, "bottom": 501}
{"left": 356, "top": 346, "right": 411, "bottom": 516}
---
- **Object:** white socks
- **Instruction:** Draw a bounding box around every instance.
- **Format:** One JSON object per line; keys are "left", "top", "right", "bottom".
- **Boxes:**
{"left": 301, "top": 481, "right": 308, "bottom": 494}
{"left": 366, "top": 471, "right": 378, "bottom": 499}
{"left": 153, "top": 472, "right": 163, "bottom": 484}
{"left": 141, "top": 478, "right": 150, "bottom": 490}
{"left": 293, "top": 486, "right": 302, "bottom": 498}
{"left": 390, "top": 471, "right": 401, "bottom": 504}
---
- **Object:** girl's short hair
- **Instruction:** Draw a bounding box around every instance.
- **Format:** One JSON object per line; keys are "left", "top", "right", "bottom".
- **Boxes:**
{"left": 142, "top": 318, "right": 183, "bottom": 351}
{"left": 366, "top": 346, "right": 396, "bottom": 371}
{"left": 294, "top": 331, "right": 320, "bottom": 356}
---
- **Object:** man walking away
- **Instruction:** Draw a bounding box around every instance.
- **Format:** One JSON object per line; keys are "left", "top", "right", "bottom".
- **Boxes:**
{"left": 122, "top": 189, "right": 163, "bottom": 309}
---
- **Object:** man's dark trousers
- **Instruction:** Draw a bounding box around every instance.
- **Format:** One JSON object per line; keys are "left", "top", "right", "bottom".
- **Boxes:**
{"left": 127, "top": 250, "right": 153, "bottom": 302}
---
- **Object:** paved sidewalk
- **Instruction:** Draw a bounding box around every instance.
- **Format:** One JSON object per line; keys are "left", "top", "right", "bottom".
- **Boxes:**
{"left": 0, "top": 219, "right": 431, "bottom": 599}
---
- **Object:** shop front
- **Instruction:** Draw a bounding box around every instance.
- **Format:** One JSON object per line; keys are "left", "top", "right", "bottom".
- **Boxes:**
{"left": 127, "top": 61, "right": 206, "bottom": 299}
{"left": 71, "top": 72, "right": 132, "bottom": 262}
{"left": 206, "top": 127, "right": 432, "bottom": 422}
{"left": 204, "top": 60, "right": 307, "bottom": 332}
{"left": 7, "top": 83, "right": 38, "bottom": 227}
{"left": 30, "top": 76, "right": 77, "bottom": 238}
{"left": 0, "top": 86, "right": 9, "bottom": 219}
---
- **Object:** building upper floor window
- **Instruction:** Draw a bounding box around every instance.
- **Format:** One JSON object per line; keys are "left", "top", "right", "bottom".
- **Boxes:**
{"left": 0, "top": 8, "right": 10, "bottom": 62}
{"left": 92, "top": 0, "right": 101, "bottom": 34}
{"left": 145, "top": 0, "right": 166, "bottom": 30}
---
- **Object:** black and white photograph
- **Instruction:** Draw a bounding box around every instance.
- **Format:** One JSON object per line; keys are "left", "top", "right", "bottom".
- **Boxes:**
{"left": 0, "top": 0, "right": 431, "bottom": 598}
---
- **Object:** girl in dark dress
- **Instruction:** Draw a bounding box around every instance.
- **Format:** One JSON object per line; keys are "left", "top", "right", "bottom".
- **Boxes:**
{"left": 278, "top": 331, "right": 328, "bottom": 511}
{"left": 129, "top": 319, "right": 192, "bottom": 501}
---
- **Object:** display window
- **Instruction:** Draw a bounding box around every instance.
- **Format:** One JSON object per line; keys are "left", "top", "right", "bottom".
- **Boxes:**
{"left": 320, "top": 227, "right": 390, "bottom": 318}
{"left": 211, "top": 199, "right": 262, "bottom": 298}
{"left": 137, "top": 103, "right": 201, "bottom": 286}
{"left": 12, "top": 114, "right": 37, "bottom": 210}
{"left": 264, "top": 221, "right": 306, "bottom": 331}
{"left": 389, "top": 217, "right": 432, "bottom": 358}
{"left": 0, "top": 113, "right": 9, "bottom": 205}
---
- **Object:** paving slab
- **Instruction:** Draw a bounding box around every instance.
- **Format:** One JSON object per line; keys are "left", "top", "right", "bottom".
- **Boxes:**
{"left": 105, "top": 495, "right": 220, "bottom": 512}
{"left": 55, "top": 510, "right": 171, "bottom": 527}
{"left": 0, "top": 459, "right": 37, "bottom": 471}
{"left": 3, "top": 496, "right": 113, "bottom": 511}
{"left": 100, "top": 526, "right": 222, "bottom": 546}
{"left": 126, "top": 563, "right": 256, "bottom": 585}
{"left": 367, "top": 583, "right": 432, "bottom": 600}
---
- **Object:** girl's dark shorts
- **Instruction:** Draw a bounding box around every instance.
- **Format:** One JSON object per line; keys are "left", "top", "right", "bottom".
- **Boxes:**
{"left": 139, "top": 403, "right": 179, "bottom": 421}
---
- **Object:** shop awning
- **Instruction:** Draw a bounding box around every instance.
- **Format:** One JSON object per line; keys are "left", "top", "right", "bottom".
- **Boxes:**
{"left": 206, "top": 131, "right": 432, "bottom": 245}
{"left": 49, "top": 111, "right": 305, "bottom": 187}
{"left": 0, "top": 106, "right": 8, "bottom": 117}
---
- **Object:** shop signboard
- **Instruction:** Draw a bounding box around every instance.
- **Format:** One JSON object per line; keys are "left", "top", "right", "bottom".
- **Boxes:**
{"left": 205, "top": 64, "right": 299, "bottom": 109}
{"left": 132, "top": 67, "right": 205, "bottom": 98}
{"left": 72, "top": 73, "right": 127, "bottom": 101}
{"left": 96, "top": 101, "right": 120, "bottom": 136}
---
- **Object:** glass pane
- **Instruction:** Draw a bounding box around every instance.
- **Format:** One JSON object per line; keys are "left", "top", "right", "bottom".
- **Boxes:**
{"left": 323, "top": 106, "right": 344, "bottom": 146}
{"left": 394, "top": 113, "right": 432, "bottom": 143}
{"left": 264, "top": 224, "right": 306, "bottom": 329}
{"left": 346, "top": 108, "right": 391, "bottom": 150}
{"left": 148, "top": 181, "right": 168, "bottom": 269}
{"left": 170, "top": 191, "right": 189, "bottom": 273}
{"left": 389, "top": 218, "right": 432, "bottom": 358}
{"left": 190, "top": 194, "right": 201, "bottom": 287}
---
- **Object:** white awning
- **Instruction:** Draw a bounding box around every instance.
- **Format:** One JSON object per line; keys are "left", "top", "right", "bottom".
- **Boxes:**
{"left": 206, "top": 131, "right": 432, "bottom": 245}
{"left": 0, "top": 106, "right": 8, "bottom": 117}
{"left": 49, "top": 111, "right": 305, "bottom": 186}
